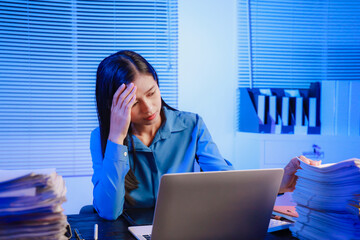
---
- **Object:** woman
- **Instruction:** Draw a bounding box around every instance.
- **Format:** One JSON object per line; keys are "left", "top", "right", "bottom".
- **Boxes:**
{"left": 91, "top": 50, "right": 319, "bottom": 220}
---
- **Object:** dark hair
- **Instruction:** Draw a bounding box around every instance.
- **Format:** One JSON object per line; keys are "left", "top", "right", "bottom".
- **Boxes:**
{"left": 95, "top": 50, "right": 173, "bottom": 205}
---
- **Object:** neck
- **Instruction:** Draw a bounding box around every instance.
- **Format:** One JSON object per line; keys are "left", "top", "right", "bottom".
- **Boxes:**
{"left": 131, "top": 111, "right": 163, "bottom": 140}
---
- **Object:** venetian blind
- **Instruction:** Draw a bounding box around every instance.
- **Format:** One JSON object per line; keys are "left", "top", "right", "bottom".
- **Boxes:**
{"left": 237, "top": 0, "right": 360, "bottom": 89}
{"left": 0, "top": 0, "right": 178, "bottom": 176}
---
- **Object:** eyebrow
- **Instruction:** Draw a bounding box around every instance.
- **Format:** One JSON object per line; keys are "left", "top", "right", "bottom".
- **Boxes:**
{"left": 145, "top": 85, "right": 156, "bottom": 94}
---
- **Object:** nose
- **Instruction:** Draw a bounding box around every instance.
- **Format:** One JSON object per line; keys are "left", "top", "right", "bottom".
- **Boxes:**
{"left": 141, "top": 99, "right": 152, "bottom": 113}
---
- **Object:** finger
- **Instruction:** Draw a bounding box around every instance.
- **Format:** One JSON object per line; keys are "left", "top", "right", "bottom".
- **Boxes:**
{"left": 117, "top": 83, "right": 135, "bottom": 109}
{"left": 290, "top": 175, "right": 298, "bottom": 188}
{"left": 121, "top": 95, "right": 136, "bottom": 121}
{"left": 123, "top": 86, "right": 137, "bottom": 107}
{"left": 119, "top": 85, "right": 136, "bottom": 110}
{"left": 298, "top": 155, "right": 310, "bottom": 164}
{"left": 285, "top": 157, "right": 300, "bottom": 173}
{"left": 112, "top": 84, "right": 126, "bottom": 109}
{"left": 124, "top": 94, "right": 137, "bottom": 114}
{"left": 292, "top": 157, "right": 301, "bottom": 168}
{"left": 310, "top": 160, "right": 322, "bottom": 166}
{"left": 284, "top": 175, "right": 298, "bottom": 192}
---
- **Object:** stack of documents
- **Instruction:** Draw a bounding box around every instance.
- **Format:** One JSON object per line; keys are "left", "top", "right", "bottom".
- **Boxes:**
{"left": 290, "top": 158, "right": 360, "bottom": 240}
{"left": 0, "top": 169, "right": 67, "bottom": 240}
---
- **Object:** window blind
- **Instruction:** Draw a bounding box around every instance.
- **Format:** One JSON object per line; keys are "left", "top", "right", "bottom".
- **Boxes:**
{"left": 0, "top": 0, "right": 178, "bottom": 176}
{"left": 237, "top": 0, "right": 360, "bottom": 89}
{"left": 326, "top": 1, "right": 360, "bottom": 81}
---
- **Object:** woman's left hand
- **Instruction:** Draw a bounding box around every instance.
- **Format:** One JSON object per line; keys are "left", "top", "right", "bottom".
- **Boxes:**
{"left": 279, "top": 155, "right": 321, "bottom": 193}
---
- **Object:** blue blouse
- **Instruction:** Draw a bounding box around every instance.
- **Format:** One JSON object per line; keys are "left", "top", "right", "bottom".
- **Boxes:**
{"left": 90, "top": 107, "right": 234, "bottom": 220}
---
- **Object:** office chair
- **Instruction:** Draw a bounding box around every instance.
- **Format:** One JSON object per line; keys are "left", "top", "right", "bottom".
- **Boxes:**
{"left": 79, "top": 205, "right": 96, "bottom": 214}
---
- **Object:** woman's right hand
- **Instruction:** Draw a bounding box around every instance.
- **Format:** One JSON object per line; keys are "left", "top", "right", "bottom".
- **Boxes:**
{"left": 108, "top": 83, "right": 137, "bottom": 145}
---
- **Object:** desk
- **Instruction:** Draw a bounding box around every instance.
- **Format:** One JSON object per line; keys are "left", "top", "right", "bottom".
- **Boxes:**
{"left": 67, "top": 210, "right": 297, "bottom": 240}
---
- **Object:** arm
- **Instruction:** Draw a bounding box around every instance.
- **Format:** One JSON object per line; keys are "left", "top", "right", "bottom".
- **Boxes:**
{"left": 91, "top": 83, "right": 137, "bottom": 220}
{"left": 194, "top": 116, "right": 234, "bottom": 171}
{"left": 91, "top": 129, "right": 130, "bottom": 220}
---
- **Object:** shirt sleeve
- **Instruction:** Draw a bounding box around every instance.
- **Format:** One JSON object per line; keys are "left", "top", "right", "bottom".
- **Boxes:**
{"left": 195, "top": 116, "right": 234, "bottom": 171}
{"left": 90, "top": 128, "right": 130, "bottom": 220}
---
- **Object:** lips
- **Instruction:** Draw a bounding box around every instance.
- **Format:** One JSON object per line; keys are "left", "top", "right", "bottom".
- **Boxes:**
{"left": 146, "top": 112, "right": 157, "bottom": 121}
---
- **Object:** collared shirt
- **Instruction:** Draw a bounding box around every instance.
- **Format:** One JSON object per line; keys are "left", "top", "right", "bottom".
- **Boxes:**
{"left": 91, "top": 107, "right": 234, "bottom": 220}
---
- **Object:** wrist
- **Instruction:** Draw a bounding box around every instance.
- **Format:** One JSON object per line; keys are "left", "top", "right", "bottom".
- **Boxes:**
{"left": 108, "top": 134, "right": 125, "bottom": 145}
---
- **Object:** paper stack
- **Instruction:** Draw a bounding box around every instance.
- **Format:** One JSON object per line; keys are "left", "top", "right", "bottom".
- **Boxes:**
{"left": 0, "top": 169, "right": 68, "bottom": 240}
{"left": 290, "top": 158, "right": 360, "bottom": 240}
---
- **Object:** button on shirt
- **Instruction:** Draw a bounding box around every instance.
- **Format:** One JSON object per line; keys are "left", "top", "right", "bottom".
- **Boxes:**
{"left": 90, "top": 107, "right": 234, "bottom": 220}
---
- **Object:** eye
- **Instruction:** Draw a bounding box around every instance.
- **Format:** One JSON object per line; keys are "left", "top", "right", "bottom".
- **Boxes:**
{"left": 133, "top": 101, "right": 138, "bottom": 106}
{"left": 148, "top": 91, "right": 155, "bottom": 97}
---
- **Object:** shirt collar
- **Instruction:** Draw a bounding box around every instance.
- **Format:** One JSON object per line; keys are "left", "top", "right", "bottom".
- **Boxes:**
{"left": 158, "top": 106, "right": 188, "bottom": 139}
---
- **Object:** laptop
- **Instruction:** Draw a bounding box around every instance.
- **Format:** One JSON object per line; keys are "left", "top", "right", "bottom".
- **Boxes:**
{"left": 128, "top": 169, "right": 284, "bottom": 240}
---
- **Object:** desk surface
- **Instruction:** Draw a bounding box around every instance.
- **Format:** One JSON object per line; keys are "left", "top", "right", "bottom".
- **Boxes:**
{"left": 67, "top": 211, "right": 297, "bottom": 240}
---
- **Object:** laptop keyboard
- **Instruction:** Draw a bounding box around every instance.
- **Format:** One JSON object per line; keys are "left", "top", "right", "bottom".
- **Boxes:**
{"left": 142, "top": 234, "right": 151, "bottom": 240}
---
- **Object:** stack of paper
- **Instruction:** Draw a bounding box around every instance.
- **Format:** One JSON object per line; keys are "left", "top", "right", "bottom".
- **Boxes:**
{"left": 290, "top": 158, "right": 360, "bottom": 240}
{"left": 0, "top": 169, "right": 67, "bottom": 240}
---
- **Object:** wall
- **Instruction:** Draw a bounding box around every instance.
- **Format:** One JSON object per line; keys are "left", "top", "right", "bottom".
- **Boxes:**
{"left": 178, "top": 0, "right": 238, "bottom": 162}
{"left": 63, "top": 0, "right": 239, "bottom": 215}
{"left": 62, "top": 176, "right": 93, "bottom": 215}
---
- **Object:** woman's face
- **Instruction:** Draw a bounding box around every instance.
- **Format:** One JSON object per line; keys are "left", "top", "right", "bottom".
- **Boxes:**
{"left": 130, "top": 73, "right": 162, "bottom": 127}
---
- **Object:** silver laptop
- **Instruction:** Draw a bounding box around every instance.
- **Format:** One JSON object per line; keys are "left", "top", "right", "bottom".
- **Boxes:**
{"left": 128, "top": 169, "right": 284, "bottom": 240}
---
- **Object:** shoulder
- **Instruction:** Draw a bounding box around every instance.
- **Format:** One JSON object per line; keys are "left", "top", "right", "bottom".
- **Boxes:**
{"left": 90, "top": 127, "right": 101, "bottom": 145}
{"left": 163, "top": 107, "right": 204, "bottom": 131}
{"left": 91, "top": 127, "right": 101, "bottom": 138}
{"left": 174, "top": 109, "right": 200, "bottom": 122}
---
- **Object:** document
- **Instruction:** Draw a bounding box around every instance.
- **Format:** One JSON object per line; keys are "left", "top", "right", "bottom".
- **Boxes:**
{"left": 281, "top": 97, "right": 289, "bottom": 126}
{"left": 0, "top": 169, "right": 68, "bottom": 240}
{"left": 290, "top": 158, "right": 360, "bottom": 240}
{"left": 295, "top": 97, "right": 303, "bottom": 126}
{"left": 294, "top": 96, "right": 307, "bottom": 134}
{"left": 257, "top": 95, "right": 266, "bottom": 124}
{"left": 308, "top": 97, "right": 317, "bottom": 127}
{"left": 269, "top": 96, "right": 276, "bottom": 124}
{"left": 273, "top": 206, "right": 298, "bottom": 221}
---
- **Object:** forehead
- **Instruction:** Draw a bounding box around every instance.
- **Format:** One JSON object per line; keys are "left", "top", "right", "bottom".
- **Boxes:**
{"left": 132, "top": 74, "right": 157, "bottom": 94}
